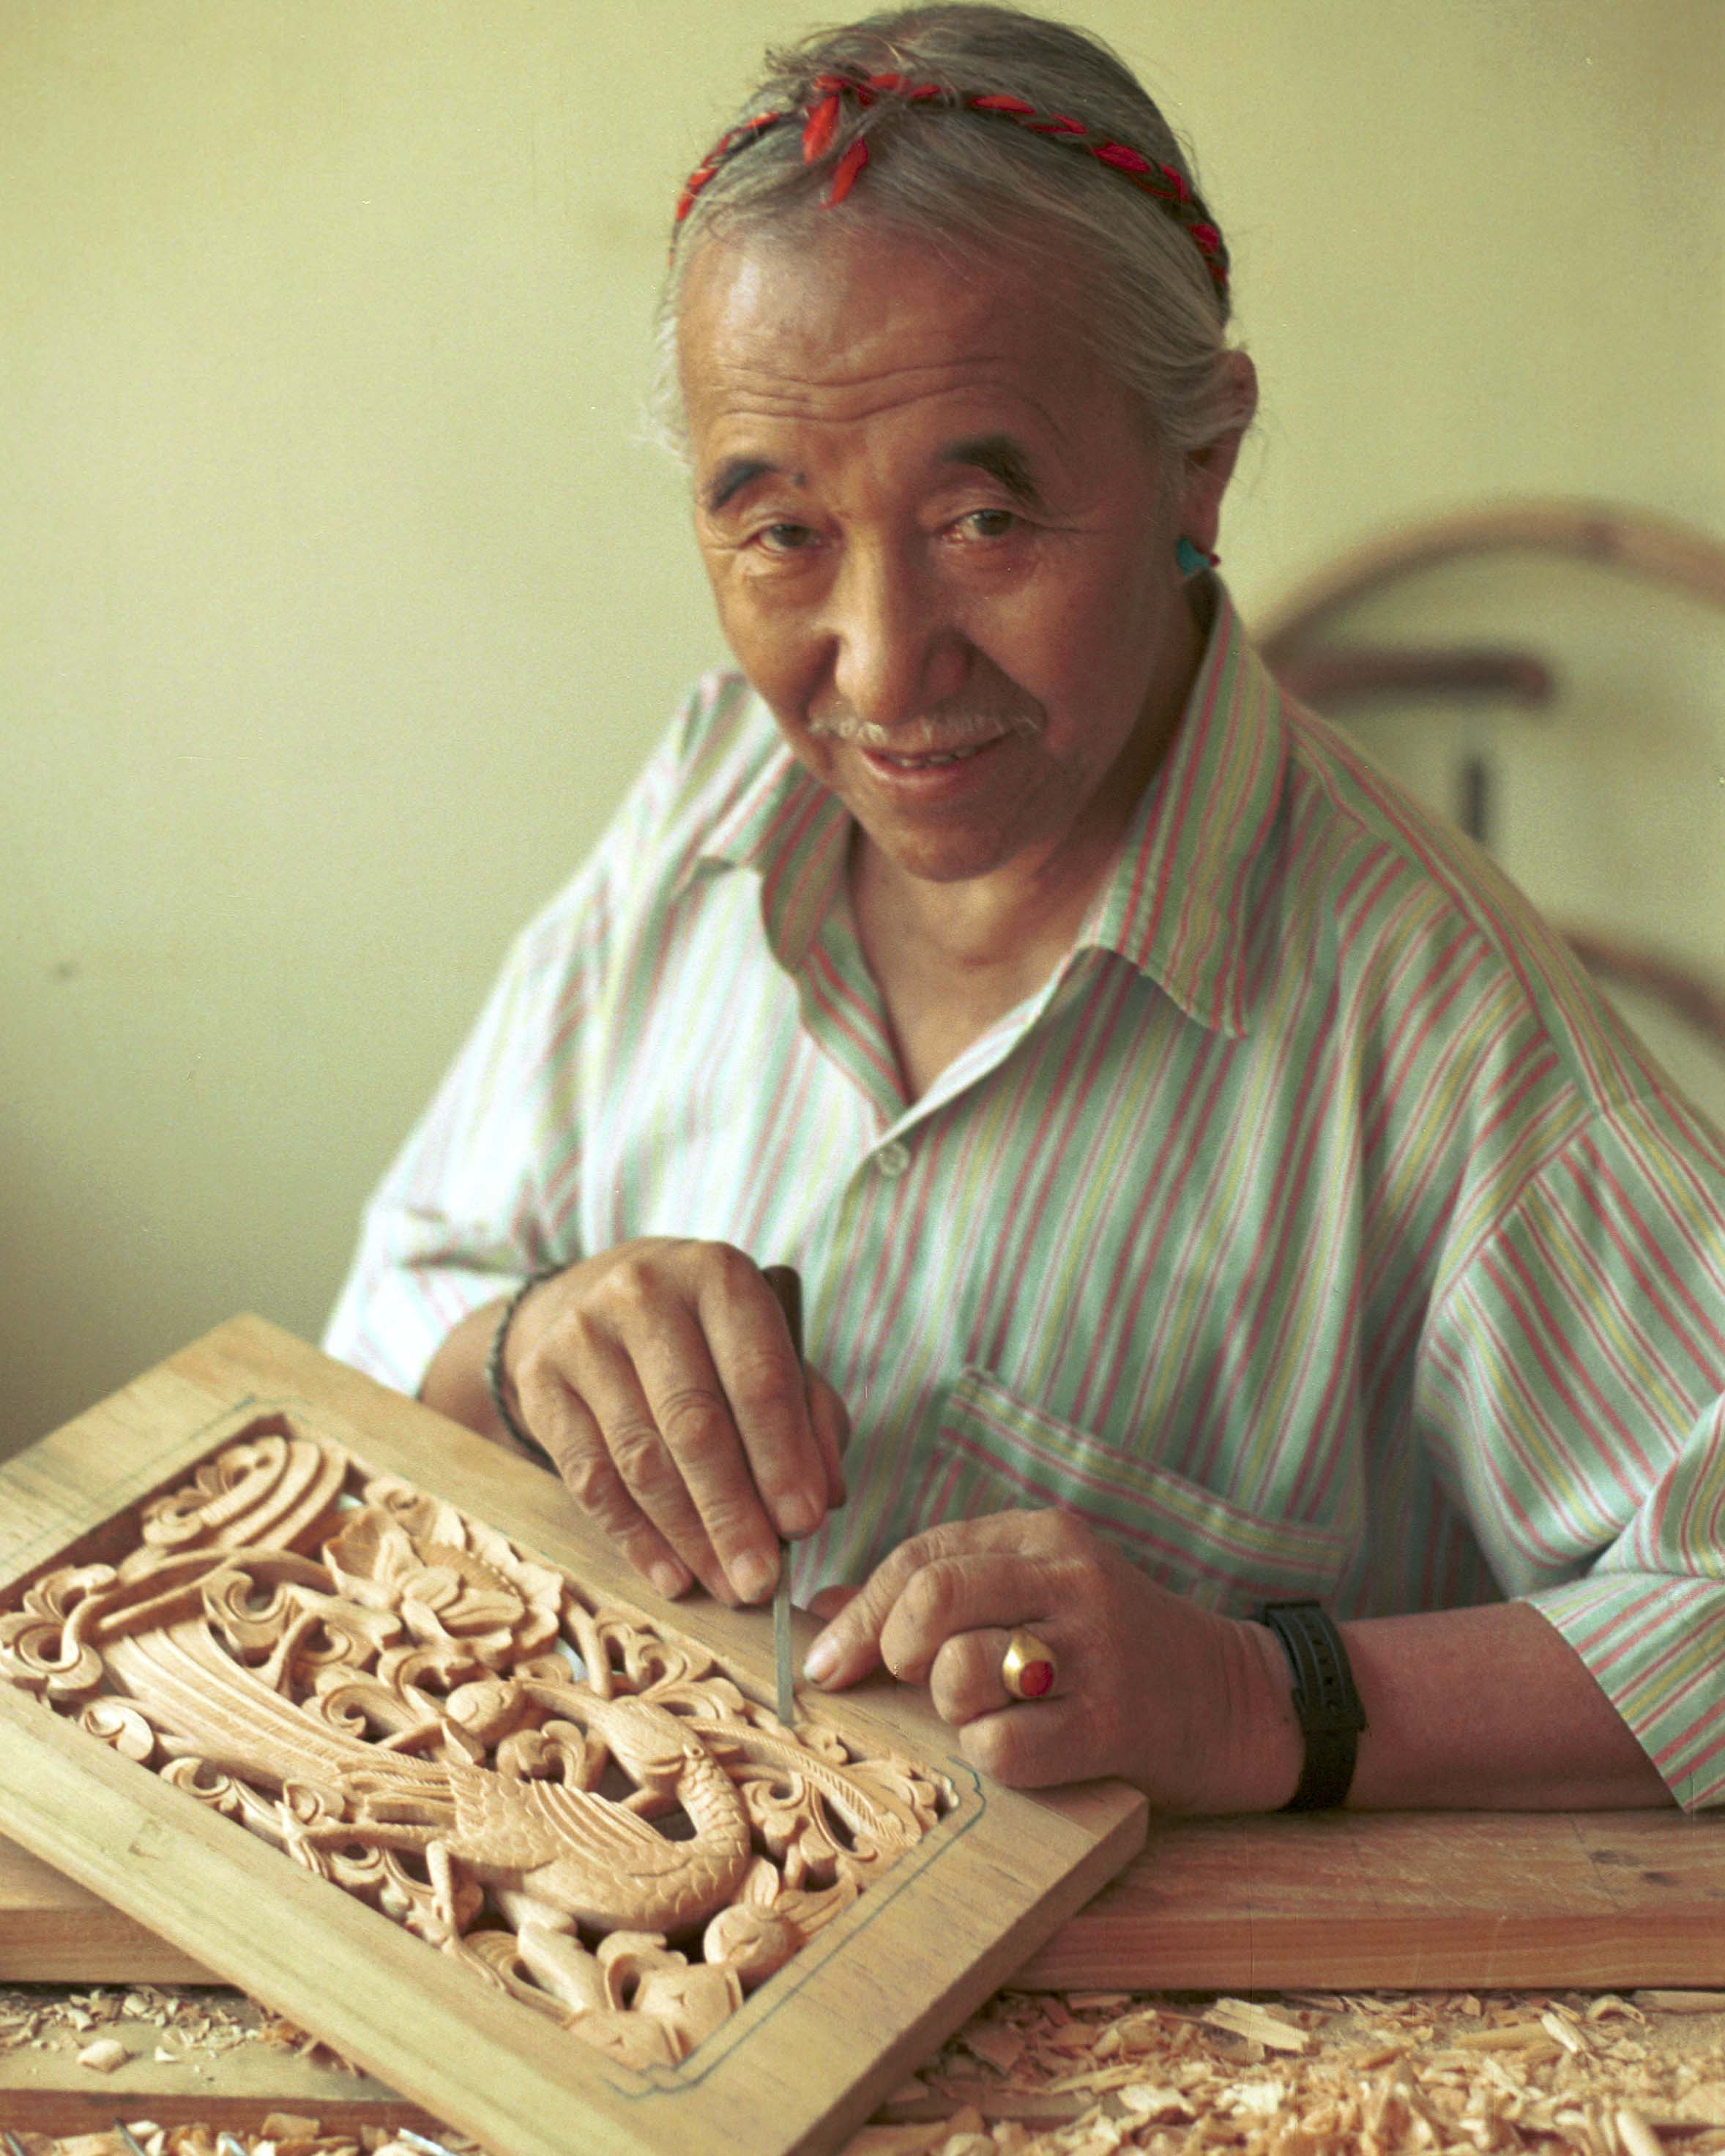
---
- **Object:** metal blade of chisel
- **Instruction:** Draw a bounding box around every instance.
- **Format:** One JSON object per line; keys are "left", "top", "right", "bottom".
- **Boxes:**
{"left": 763, "top": 1264, "right": 802, "bottom": 1728}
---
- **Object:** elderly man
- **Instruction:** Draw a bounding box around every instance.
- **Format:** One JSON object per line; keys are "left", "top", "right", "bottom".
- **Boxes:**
{"left": 327, "top": 4, "right": 1725, "bottom": 1819}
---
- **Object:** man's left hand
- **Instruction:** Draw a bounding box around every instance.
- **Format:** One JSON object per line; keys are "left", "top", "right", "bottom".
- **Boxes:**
{"left": 802, "top": 1510, "right": 1302, "bottom": 1812}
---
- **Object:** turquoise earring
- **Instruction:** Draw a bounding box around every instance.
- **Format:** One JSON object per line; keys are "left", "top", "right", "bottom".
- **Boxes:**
{"left": 1175, "top": 536, "right": 1217, "bottom": 579}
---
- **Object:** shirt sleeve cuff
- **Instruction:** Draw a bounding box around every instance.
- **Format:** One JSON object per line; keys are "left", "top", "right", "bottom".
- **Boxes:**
{"left": 1522, "top": 1573, "right": 1725, "bottom": 1812}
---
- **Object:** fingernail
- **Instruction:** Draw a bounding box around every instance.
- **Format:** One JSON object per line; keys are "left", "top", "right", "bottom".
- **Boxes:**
{"left": 733, "top": 1552, "right": 775, "bottom": 1603}
{"left": 650, "top": 1560, "right": 690, "bottom": 1600}
{"left": 802, "top": 1633, "right": 838, "bottom": 1682}
{"left": 778, "top": 1491, "right": 821, "bottom": 1537}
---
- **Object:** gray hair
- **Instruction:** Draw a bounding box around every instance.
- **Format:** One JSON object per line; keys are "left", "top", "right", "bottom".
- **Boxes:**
{"left": 650, "top": 4, "right": 1243, "bottom": 466}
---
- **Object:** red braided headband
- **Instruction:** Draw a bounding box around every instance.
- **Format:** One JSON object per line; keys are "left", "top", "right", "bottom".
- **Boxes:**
{"left": 673, "top": 70, "right": 1228, "bottom": 299}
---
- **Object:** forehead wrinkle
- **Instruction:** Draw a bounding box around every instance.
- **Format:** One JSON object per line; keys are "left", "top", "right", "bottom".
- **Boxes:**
{"left": 696, "top": 365, "right": 1085, "bottom": 492}
{"left": 682, "top": 228, "right": 1112, "bottom": 459}
{"left": 709, "top": 382, "right": 996, "bottom": 433}
{"left": 698, "top": 332, "right": 1047, "bottom": 417}
{"left": 703, "top": 456, "right": 805, "bottom": 515}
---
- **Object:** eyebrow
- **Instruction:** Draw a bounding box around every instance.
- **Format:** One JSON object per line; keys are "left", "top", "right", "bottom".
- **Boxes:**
{"left": 701, "top": 433, "right": 1047, "bottom": 515}
{"left": 704, "top": 458, "right": 799, "bottom": 515}
{"left": 938, "top": 433, "right": 1046, "bottom": 509}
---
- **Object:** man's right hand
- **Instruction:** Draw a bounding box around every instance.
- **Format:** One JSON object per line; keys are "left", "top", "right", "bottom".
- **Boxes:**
{"left": 449, "top": 1239, "right": 847, "bottom": 1606}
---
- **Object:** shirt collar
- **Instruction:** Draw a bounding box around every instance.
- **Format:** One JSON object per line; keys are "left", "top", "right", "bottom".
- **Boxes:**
{"left": 687, "top": 706, "right": 852, "bottom": 973}
{"left": 1078, "top": 585, "right": 1288, "bottom": 1037}
{"left": 689, "top": 585, "right": 1287, "bottom": 1027}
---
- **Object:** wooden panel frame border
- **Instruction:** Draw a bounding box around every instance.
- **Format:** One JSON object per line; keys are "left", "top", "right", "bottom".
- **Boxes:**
{"left": 0, "top": 1318, "right": 1145, "bottom": 2156}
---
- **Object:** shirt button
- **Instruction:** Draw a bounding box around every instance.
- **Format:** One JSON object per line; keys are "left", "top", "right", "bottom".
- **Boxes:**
{"left": 875, "top": 1141, "right": 911, "bottom": 1178}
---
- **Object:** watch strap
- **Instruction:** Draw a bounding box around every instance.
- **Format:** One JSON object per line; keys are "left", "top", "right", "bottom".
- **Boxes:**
{"left": 1256, "top": 1600, "right": 1366, "bottom": 1811}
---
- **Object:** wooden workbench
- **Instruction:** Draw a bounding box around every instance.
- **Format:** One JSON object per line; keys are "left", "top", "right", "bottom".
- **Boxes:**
{"left": 7, "top": 1803, "right": 1724, "bottom": 1996}
{"left": 6, "top": 1805, "right": 1725, "bottom": 2147}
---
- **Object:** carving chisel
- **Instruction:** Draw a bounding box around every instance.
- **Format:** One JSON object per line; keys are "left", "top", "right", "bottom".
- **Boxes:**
{"left": 763, "top": 1264, "right": 802, "bottom": 1728}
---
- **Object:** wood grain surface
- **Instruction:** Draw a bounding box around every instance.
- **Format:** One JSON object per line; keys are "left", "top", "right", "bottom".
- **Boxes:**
{"left": 1015, "top": 1805, "right": 1725, "bottom": 1991}
{"left": 8, "top": 1802, "right": 1724, "bottom": 1999}
{"left": 0, "top": 2064, "right": 440, "bottom": 2138}
{"left": 0, "top": 1317, "right": 1146, "bottom": 2156}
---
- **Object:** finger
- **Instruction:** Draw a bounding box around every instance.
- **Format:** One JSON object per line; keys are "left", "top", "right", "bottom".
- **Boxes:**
{"left": 627, "top": 1295, "right": 785, "bottom": 1602}
{"left": 928, "top": 1627, "right": 1019, "bottom": 1726}
{"left": 515, "top": 1368, "right": 702, "bottom": 1602}
{"left": 532, "top": 1325, "right": 739, "bottom": 1603}
{"left": 806, "top": 1584, "right": 860, "bottom": 1622}
{"left": 879, "top": 1553, "right": 1058, "bottom": 1687}
{"left": 926, "top": 1623, "right": 1068, "bottom": 1723}
{"left": 698, "top": 1258, "right": 832, "bottom": 1542}
{"left": 806, "top": 1369, "right": 849, "bottom": 1510}
{"left": 805, "top": 1520, "right": 1051, "bottom": 1687}
{"left": 958, "top": 1698, "right": 1097, "bottom": 1790}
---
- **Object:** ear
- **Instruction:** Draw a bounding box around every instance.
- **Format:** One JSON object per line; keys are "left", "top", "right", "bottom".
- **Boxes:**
{"left": 1178, "top": 351, "right": 1258, "bottom": 556}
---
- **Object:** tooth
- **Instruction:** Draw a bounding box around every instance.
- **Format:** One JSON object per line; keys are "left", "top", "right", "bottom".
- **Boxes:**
{"left": 883, "top": 746, "right": 977, "bottom": 767}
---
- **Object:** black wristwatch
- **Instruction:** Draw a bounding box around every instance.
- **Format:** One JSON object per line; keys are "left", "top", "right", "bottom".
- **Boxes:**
{"left": 1255, "top": 1600, "right": 1367, "bottom": 1811}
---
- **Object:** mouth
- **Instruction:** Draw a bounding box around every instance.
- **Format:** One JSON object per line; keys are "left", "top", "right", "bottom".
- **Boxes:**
{"left": 864, "top": 739, "right": 1002, "bottom": 772}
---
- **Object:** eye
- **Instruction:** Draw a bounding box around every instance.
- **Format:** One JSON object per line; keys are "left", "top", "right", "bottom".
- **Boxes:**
{"left": 954, "top": 507, "right": 1019, "bottom": 541}
{"left": 753, "top": 521, "right": 819, "bottom": 556}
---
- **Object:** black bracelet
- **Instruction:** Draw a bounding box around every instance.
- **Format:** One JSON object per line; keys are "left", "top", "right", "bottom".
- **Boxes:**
{"left": 483, "top": 1265, "right": 565, "bottom": 1469}
{"left": 1256, "top": 1600, "right": 1367, "bottom": 1811}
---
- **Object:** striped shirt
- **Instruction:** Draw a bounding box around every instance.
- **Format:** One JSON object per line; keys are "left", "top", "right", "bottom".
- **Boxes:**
{"left": 325, "top": 592, "right": 1725, "bottom": 1810}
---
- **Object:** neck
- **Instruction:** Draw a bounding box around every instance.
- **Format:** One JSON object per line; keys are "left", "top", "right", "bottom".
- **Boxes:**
{"left": 854, "top": 592, "right": 1207, "bottom": 978}
{"left": 851, "top": 826, "right": 1096, "bottom": 988}
{"left": 847, "top": 596, "right": 1207, "bottom": 1108}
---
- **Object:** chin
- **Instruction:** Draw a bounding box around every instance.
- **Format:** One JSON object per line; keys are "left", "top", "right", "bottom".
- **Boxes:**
{"left": 862, "top": 823, "right": 1024, "bottom": 885}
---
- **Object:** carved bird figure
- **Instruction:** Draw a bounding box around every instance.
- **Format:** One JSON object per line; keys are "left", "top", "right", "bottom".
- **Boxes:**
{"left": 90, "top": 1559, "right": 756, "bottom": 1939}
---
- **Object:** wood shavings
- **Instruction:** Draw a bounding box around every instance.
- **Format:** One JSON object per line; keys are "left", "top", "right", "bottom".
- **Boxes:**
{"left": 1617, "top": 2108, "right": 1669, "bottom": 2156}
{"left": 1586, "top": 1994, "right": 1646, "bottom": 2024}
{"left": 14, "top": 1979, "right": 1725, "bottom": 2156}
{"left": 1542, "top": 2006, "right": 1595, "bottom": 2054}
{"left": 843, "top": 2127, "right": 956, "bottom": 2155}
{"left": 862, "top": 1982, "right": 1725, "bottom": 2156}
{"left": 1444, "top": 2018, "right": 1557, "bottom": 2051}
{"left": 74, "top": 2034, "right": 130, "bottom": 2071}
{"left": 1201, "top": 1997, "right": 1314, "bottom": 2053}
{"left": 963, "top": 2022, "right": 1030, "bottom": 2075}
{"left": 27, "top": 2130, "right": 445, "bottom": 2156}
{"left": 0, "top": 1981, "right": 264, "bottom": 2072}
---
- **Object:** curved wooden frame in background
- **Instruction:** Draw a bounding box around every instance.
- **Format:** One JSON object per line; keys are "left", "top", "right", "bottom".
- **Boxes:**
{"left": 1259, "top": 499, "right": 1725, "bottom": 659}
{"left": 1257, "top": 499, "right": 1725, "bottom": 1057}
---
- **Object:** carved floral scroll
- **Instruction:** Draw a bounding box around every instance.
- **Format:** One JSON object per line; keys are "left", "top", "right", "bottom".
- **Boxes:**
{"left": 0, "top": 1420, "right": 953, "bottom": 2068}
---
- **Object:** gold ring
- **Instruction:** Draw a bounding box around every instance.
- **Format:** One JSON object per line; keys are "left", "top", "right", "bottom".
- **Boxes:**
{"left": 1000, "top": 1628, "right": 1057, "bottom": 1701}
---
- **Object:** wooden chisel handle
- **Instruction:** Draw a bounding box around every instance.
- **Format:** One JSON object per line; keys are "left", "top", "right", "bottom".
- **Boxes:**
{"left": 763, "top": 1264, "right": 803, "bottom": 1360}
{"left": 761, "top": 1264, "right": 802, "bottom": 1728}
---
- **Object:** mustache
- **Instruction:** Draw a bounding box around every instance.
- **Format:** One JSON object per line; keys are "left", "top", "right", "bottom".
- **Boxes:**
{"left": 807, "top": 704, "right": 1043, "bottom": 752}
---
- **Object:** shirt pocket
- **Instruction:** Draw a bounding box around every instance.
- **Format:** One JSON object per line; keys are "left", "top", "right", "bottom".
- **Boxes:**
{"left": 909, "top": 1366, "right": 1351, "bottom": 1616}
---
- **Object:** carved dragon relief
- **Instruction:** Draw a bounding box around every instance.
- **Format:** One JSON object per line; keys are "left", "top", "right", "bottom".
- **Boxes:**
{"left": 0, "top": 1422, "right": 955, "bottom": 2069}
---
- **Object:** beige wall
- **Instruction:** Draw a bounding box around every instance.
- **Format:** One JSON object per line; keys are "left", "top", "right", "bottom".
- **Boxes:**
{"left": 4, "top": 1, "right": 1724, "bottom": 1450}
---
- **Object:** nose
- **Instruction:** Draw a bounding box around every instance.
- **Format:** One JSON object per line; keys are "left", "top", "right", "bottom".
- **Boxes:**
{"left": 826, "top": 546, "right": 969, "bottom": 733}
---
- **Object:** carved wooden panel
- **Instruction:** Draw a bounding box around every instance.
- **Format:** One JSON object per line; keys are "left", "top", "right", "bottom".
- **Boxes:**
{"left": 1, "top": 1413, "right": 955, "bottom": 2070}
{"left": 0, "top": 1318, "right": 1144, "bottom": 2156}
